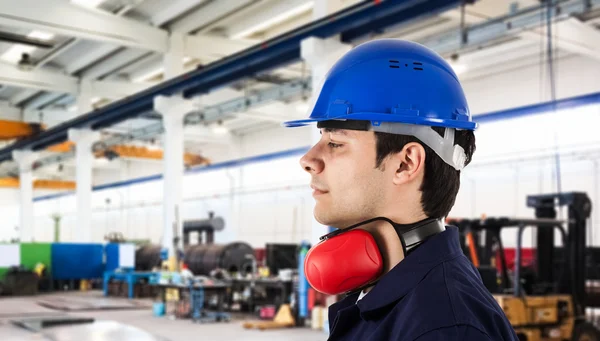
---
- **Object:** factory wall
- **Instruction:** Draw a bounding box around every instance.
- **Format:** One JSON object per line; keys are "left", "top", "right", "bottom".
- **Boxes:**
{"left": 14, "top": 101, "right": 599, "bottom": 249}
{"left": 26, "top": 151, "right": 312, "bottom": 247}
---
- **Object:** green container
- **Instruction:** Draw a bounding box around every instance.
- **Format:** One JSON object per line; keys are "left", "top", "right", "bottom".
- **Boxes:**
{"left": 20, "top": 243, "right": 52, "bottom": 274}
{"left": 0, "top": 267, "right": 8, "bottom": 280}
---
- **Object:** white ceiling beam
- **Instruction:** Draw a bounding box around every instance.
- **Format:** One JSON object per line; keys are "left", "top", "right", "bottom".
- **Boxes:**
{"left": 0, "top": 0, "right": 168, "bottom": 52}
{"left": 80, "top": 48, "right": 150, "bottom": 79}
{"left": 170, "top": 0, "right": 256, "bottom": 34}
{"left": 150, "top": 0, "right": 208, "bottom": 27}
{"left": 184, "top": 35, "right": 255, "bottom": 61}
{"left": 226, "top": 0, "right": 314, "bottom": 39}
{"left": 128, "top": 34, "right": 259, "bottom": 82}
{"left": 65, "top": 44, "right": 121, "bottom": 74}
{"left": 0, "top": 62, "right": 155, "bottom": 99}
{"left": 519, "top": 18, "right": 600, "bottom": 63}
{"left": 0, "top": 62, "right": 79, "bottom": 94}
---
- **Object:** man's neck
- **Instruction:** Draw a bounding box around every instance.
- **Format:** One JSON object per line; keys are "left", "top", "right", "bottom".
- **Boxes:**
{"left": 360, "top": 213, "right": 428, "bottom": 293}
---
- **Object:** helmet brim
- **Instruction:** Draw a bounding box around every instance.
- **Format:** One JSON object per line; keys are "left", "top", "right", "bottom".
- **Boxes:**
{"left": 283, "top": 112, "right": 477, "bottom": 130}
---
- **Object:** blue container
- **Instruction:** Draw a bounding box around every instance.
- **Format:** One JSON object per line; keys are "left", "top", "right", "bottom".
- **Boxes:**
{"left": 153, "top": 302, "right": 165, "bottom": 317}
{"left": 51, "top": 243, "right": 104, "bottom": 280}
{"left": 105, "top": 243, "right": 135, "bottom": 272}
{"left": 105, "top": 243, "right": 119, "bottom": 273}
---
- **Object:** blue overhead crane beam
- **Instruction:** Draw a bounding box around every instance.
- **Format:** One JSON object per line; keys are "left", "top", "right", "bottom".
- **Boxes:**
{"left": 0, "top": 0, "right": 464, "bottom": 163}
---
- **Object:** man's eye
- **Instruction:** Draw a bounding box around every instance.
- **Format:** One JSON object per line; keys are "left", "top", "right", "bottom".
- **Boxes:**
{"left": 328, "top": 142, "right": 343, "bottom": 148}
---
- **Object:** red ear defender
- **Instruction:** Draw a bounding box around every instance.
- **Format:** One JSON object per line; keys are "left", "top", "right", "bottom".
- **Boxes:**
{"left": 304, "top": 229, "right": 383, "bottom": 295}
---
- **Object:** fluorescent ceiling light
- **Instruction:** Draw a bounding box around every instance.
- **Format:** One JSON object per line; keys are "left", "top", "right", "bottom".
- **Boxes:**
{"left": 231, "top": 1, "right": 315, "bottom": 39}
{"left": 28, "top": 31, "right": 54, "bottom": 41}
{"left": 71, "top": 0, "right": 105, "bottom": 8}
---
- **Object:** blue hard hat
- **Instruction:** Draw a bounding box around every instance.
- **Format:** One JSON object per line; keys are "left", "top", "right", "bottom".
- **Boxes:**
{"left": 283, "top": 39, "right": 477, "bottom": 130}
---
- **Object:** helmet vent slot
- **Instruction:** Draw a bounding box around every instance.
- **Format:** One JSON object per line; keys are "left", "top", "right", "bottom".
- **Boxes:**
{"left": 414, "top": 67, "right": 423, "bottom": 71}
{"left": 413, "top": 62, "right": 423, "bottom": 65}
{"left": 389, "top": 60, "right": 402, "bottom": 69}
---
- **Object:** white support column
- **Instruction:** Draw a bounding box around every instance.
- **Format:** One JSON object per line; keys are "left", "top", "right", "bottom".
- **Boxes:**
{"left": 77, "top": 80, "right": 93, "bottom": 114}
{"left": 12, "top": 150, "right": 38, "bottom": 242}
{"left": 226, "top": 136, "right": 244, "bottom": 244}
{"left": 301, "top": 0, "right": 352, "bottom": 244}
{"left": 164, "top": 32, "right": 185, "bottom": 80}
{"left": 68, "top": 128, "right": 100, "bottom": 242}
{"left": 154, "top": 95, "right": 196, "bottom": 261}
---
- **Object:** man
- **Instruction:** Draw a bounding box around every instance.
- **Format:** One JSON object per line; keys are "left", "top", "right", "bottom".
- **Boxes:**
{"left": 284, "top": 39, "right": 518, "bottom": 340}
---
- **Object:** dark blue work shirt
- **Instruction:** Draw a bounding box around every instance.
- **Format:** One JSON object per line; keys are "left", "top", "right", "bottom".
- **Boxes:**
{"left": 327, "top": 226, "right": 518, "bottom": 341}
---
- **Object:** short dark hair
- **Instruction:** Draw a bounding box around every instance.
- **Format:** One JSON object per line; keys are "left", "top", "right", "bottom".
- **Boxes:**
{"left": 375, "top": 127, "right": 476, "bottom": 219}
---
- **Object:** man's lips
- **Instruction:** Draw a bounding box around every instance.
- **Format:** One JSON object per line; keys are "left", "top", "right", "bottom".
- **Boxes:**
{"left": 311, "top": 185, "right": 329, "bottom": 195}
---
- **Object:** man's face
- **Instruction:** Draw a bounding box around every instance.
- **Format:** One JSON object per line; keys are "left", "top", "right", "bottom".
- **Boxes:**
{"left": 300, "top": 128, "right": 390, "bottom": 228}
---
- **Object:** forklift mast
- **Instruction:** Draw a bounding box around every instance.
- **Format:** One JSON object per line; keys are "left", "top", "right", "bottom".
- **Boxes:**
{"left": 526, "top": 192, "right": 592, "bottom": 316}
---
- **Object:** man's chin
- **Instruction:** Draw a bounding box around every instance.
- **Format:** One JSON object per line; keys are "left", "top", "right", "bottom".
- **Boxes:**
{"left": 314, "top": 211, "right": 345, "bottom": 229}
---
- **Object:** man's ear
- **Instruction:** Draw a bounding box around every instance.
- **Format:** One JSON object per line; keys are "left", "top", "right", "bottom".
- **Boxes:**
{"left": 392, "top": 142, "right": 426, "bottom": 185}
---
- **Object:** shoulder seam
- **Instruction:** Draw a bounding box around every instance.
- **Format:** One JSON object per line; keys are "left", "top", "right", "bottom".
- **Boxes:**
{"left": 442, "top": 261, "right": 458, "bottom": 325}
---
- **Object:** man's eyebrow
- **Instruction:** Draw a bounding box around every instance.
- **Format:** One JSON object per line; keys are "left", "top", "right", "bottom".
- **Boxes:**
{"left": 321, "top": 128, "right": 348, "bottom": 136}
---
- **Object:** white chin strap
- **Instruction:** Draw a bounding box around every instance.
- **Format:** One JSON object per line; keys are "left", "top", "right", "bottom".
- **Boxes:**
{"left": 369, "top": 122, "right": 467, "bottom": 171}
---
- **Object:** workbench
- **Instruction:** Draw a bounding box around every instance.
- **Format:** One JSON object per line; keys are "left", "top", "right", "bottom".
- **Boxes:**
{"left": 228, "top": 277, "right": 293, "bottom": 312}
{"left": 154, "top": 280, "right": 231, "bottom": 320}
{"left": 103, "top": 270, "right": 159, "bottom": 299}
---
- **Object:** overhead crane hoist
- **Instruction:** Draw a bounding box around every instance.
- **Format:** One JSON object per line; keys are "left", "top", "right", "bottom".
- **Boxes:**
{"left": 0, "top": 177, "right": 75, "bottom": 190}
{"left": 0, "top": 120, "right": 45, "bottom": 141}
{"left": 46, "top": 141, "right": 210, "bottom": 167}
{"left": 0, "top": 135, "right": 210, "bottom": 190}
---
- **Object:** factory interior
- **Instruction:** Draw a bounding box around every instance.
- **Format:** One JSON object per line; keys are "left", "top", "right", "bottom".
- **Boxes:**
{"left": 1, "top": 0, "right": 600, "bottom": 340}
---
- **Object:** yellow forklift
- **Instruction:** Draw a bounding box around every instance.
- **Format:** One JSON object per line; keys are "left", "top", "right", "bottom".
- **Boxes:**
{"left": 450, "top": 192, "right": 600, "bottom": 341}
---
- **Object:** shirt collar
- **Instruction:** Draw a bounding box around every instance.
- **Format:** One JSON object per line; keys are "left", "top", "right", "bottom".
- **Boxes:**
{"left": 354, "top": 226, "right": 463, "bottom": 318}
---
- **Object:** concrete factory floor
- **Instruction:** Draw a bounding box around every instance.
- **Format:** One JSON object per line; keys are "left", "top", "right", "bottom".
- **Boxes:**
{"left": 0, "top": 291, "right": 327, "bottom": 341}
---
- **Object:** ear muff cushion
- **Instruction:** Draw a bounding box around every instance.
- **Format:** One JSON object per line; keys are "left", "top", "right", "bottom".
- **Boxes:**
{"left": 304, "top": 229, "right": 383, "bottom": 295}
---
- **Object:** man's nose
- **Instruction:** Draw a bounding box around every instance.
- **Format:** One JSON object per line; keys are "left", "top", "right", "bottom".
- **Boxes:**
{"left": 300, "top": 146, "right": 324, "bottom": 174}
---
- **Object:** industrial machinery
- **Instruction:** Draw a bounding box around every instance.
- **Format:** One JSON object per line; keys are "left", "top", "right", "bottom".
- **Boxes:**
{"left": 265, "top": 243, "right": 299, "bottom": 276}
{"left": 183, "top": 242, "right": 255, "bottom": 277}
{"left": 182, "top": 213, "right": 225, "bottom": 246}
{"left": 134, "top": 216, "right": 297, "bottom": 317}
{"left": 450, "top": 192, "right": 600, "bottom": 341}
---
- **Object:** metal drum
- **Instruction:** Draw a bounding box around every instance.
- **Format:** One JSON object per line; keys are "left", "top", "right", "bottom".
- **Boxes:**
{"left": 184, "top": 242, "right": 254, "bottom": 276}
{"left": 135, "top": 245, "right": 162, "bottom": 271}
